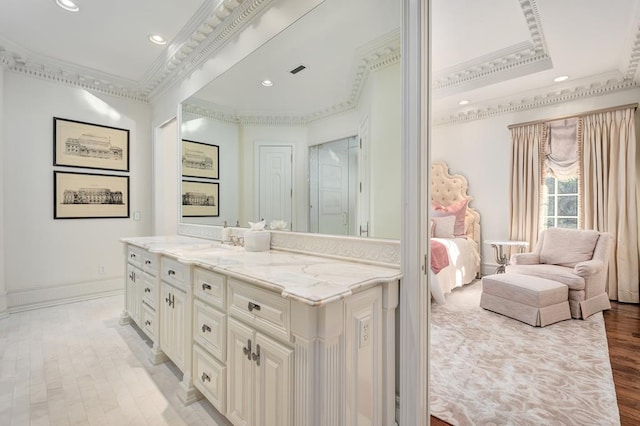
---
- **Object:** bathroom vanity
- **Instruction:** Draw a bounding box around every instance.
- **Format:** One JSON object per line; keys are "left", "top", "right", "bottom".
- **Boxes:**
{"left": 120, "top": 235, "right": 401, "bottom": 426}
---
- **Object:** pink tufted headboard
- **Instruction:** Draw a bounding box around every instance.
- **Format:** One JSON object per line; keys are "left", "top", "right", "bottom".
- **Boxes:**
{"left": 430, "top": 162, "right": 481, "bottom": 248}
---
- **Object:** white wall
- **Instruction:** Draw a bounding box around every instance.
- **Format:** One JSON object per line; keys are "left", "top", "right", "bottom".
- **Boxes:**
{"left": 181, "top": 113, "right": 240, "bottom": 227}
{"left": 2, "top": 73, "right": 152, "bottom": 311}
{"left": 431, "top": 88, "right": 640, "bottom": 272}
{"left": 0, "top": 66, "right": 6, "bottom": 318}
{"left": 369, "top": 63, "right": 401, "bottom": 239}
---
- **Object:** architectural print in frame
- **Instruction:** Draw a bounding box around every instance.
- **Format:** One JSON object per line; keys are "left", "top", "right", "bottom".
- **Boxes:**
{"left": 54, "top": 171, "right": 130, "bottom": 219}
{"left": 182, "top": 140, "right": 219, "bottom": 179}
{"left": 182, "top": 180, "right": 219, "bottom": 217}
{"left": 54, "top": 117, "right": 129, "bottom": 172}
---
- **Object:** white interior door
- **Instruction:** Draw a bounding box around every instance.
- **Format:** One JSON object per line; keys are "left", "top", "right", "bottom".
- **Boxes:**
{"left": 317, "top": 139, "right": 351, "bottom": 235}
{"left": 258, "top": 145, "right": 292, "bottom": 228}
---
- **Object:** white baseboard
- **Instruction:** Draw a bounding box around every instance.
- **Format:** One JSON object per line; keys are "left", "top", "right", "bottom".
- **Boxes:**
{"left": 7, "top": 277, "right": 123, "bottom": 314}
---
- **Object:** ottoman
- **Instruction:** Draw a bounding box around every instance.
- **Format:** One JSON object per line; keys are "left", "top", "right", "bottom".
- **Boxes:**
{"left": 480, "top": 273, "right": 571, "bottom": 327}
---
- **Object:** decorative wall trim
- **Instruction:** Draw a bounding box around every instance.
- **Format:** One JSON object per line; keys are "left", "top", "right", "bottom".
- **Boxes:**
{"left": 269, "top": 231, "right": 401, "bottom": 267}
{"left": 7, "top": 278, "right": 123, "bottom": 314}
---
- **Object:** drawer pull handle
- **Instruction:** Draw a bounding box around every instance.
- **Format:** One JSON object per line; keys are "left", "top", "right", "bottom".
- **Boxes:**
{"left": 242, "top": 339, "right": 252, "bottom": 360}
{"left": 130, "top": 253, "right": 136, "bottom": 258}
{"left": 145, "top": 320, "right": 151, "bottom": 326}
{"left": 145, "top": 260, "right": 151, "bottom": 265}
{"left": 201, "top": 324, "right": 211, "bottom": 333}
{"left": 144, "top": 288, "right": 151, "bottom": 293}
{"left": 168, "top": 269, "right": 176, "bottom": 276}
{"left": 202, "top": 283, "right": 212, "bottom": 291}
{"left": 252, "top": 344, "right": 261, "bottom": 366}
{"left": 201, "top": 372, "right": 210, "bottom": 383}
{"left": 248, "top": 302, "right": 261, "bottom": 312}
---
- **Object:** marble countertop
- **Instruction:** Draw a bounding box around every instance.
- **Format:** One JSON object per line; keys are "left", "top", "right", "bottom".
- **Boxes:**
{"left": 122, "top": 235, "right": 402, "bottom": 306}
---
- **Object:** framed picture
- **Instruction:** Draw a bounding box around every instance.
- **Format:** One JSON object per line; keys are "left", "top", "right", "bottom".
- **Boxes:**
{"left": 54, "top": 171, "right": 130, "bottom": 219}
{"left": 182, "top": 180, "right": 219, "bottom": 217}
{"left": 182, "top": 140, "right": 219, "bottom": 179}
{"left": 54, "top": 117, "right": 129, "bottom": 172}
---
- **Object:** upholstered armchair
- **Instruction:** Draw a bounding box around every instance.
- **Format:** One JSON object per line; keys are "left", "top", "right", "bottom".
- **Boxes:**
{"left": 506, "top": 228, "right": 613, "bottom": 319}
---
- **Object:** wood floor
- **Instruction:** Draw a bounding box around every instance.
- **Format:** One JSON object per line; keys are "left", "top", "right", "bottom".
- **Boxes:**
{"left": 430, "top": 301, "right": 640, "bottom": 425}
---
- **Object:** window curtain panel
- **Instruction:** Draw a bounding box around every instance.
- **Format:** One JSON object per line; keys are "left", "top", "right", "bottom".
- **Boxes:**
{"left": 582, "top": 107, "right": 639, "bottom": 303}
{"left": 509, "top": 123, "right": 547, "bottom": 251}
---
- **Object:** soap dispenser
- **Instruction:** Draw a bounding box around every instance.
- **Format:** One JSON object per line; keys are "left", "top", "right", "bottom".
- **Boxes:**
{"left": 221, "top": 221, "right": 231, "bottom": 242}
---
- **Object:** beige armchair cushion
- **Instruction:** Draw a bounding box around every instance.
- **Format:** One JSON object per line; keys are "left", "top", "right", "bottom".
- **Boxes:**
{"left": 539, "top": 228, "right": 600, "bottom": 267}
{"left": 506, "top": 264, "right": 586, "bottom": 290}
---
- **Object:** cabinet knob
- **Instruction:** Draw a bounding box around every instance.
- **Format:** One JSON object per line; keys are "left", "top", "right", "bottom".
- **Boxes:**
{"left": 145, "top": 288, "right": 151, "bottom": 293}
{"left": 168, "top": 269, "right": 176, "bottom": 276}
{"left": 145, "top": 320, "right": 151, "bottom": 326}
{"left": 201, "top": 372, "right": 211, "bottom": 383}
{"left": 201, "top": 324, "right": 211, "bottom": 333}
{"left": 130, "top": 253, "right": 136, "bottom": 258}
{"left": 242, "top": 339, "right": 252, "bottom": 360}
{"left": 252, "top": 344, "right": 261, "bottom": 366}
{"left": 202, "top": 283, "right": 212, "bottom": 291}
{"left": 248, "top": 302, "right": 261, "bottom": 312}
{"left": 145, "top": 260, "right": 151, "bottom": 265}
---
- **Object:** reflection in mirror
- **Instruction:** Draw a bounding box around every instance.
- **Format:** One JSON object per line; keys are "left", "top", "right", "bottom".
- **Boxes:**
{"left": 180, "top": 0, "right": 401, "bottom": 239}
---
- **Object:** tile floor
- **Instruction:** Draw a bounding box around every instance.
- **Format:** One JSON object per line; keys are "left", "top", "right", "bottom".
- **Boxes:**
{"left": 0, "top": 294, "right": 232, "bottom": 425}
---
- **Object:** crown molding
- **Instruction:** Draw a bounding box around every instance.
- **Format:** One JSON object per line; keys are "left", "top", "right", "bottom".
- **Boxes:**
{"left": 0, "top": 0, "right": 272, "bottom": 103}
{"left": 434, "top": 73, "right": 640, "bottom": 126}
{"left": 183, "top": 30, "right": 401, "bottom": 127}
{"left": 433, "top": 0, "right": 551, "bottom": 98}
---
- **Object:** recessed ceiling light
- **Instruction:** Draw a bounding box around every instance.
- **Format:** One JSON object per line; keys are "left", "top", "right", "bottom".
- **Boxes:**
{"left": 56, "top": 0, "right": 79, "bottom": 12}
{"left": 261, "top": 79, "right": 273, "bottom": 87}
{"left": 554, "top": 75, "right": 569, "bottom": 82}
{"left": 148, "top": 34, "right": 167, "bottom": 45}
{"left": 458, "top": 100, "right": 469, "bottom": 105}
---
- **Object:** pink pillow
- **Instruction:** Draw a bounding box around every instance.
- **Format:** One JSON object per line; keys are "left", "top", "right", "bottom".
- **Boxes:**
{"left": 431, "top": 199, "right": 468, "bottom": 237}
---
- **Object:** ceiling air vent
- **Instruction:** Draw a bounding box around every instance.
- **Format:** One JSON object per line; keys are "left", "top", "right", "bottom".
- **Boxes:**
{"left": 290, "top": 65, "right": 306, "bottom": 75}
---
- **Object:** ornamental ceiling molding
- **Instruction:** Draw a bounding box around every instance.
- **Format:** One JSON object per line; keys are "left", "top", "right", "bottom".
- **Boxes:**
{"left": 434, "top": 75, "right": 640, "bottom": 127}
{"left": 182, "top": 31, "right": 400, "bottom": 127}
{"left": 433, "top": 0, "right": 551, "bottom": 98}
{"left": 0, "top": 0, "right": 273, "bottom": 103}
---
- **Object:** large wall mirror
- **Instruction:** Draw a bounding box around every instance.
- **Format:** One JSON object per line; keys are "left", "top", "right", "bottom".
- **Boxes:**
{"left": 179, "top": 0, "right": 401, "bottom": 239}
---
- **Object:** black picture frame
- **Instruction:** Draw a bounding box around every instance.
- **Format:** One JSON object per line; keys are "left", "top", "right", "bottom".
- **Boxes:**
{"left": 182, "top": 139, "right": 220, "bottom": 179}
{"left": 54, "top": 171, "right": 130, "bottom": 219}
{"left": 54, "top": 117, "right": 130, "bottom": 172}
{"left": 182, "top": 180, "right": 219, "bottom": 217}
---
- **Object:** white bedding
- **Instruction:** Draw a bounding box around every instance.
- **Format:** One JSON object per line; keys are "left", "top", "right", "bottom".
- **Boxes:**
{"left": 430, "top": 237, "right": 480, "bottom": 304}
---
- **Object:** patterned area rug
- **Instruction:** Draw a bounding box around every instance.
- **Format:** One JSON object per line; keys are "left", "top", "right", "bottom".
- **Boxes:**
{"left": 430, "top": 282, "right": 620, "bottom": 426}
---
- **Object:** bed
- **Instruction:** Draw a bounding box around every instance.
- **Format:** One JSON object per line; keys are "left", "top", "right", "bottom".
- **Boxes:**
{"left": 430, "top": 162, "right": 481, "bottom": 304}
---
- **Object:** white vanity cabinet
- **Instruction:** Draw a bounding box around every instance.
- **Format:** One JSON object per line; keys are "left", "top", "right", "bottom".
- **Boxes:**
{"left": 226, "top": 280, "right": 294, "bottom": 426}
{"left": 121, "top": 237, "right": 401, "bottom": 426}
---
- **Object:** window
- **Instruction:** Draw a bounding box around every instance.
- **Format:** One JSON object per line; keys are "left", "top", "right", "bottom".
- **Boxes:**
{"left": 544, "top": 176, "right": 578, "bottom": 229}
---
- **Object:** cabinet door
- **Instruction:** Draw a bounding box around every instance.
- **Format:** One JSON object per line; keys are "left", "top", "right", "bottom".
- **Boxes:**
{"left": 170, "top": 286, "right": 187, "bottom": 372}
{"left": 227, "top": 318, "right": 254, "bottom": 426}
{"left": 254, "top": 332, "right": 293, "bottom": 426}
{"left": 160, "top": 281, "right": 175, "bottom": 362}
{"left": 126, "top": 264, "right": 141, "bottom": 324}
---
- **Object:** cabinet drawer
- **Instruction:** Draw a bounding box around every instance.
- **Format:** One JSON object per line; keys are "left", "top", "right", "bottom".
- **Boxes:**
{"left": 229, "top": 279, "right": 290, "bottom": 340}
{"left": 142, "top": 252, "right": 158, "bottom": 276}
{"left": 140, "top": 302, "right": 156, "bottom": 341}
{"left": 193, "top": 343, "right": 226, "bottom": 415}
{"left": 193, "top": 267, "right": 225, "bottom": 310}
{"left": 127, "top": 246, "right": 143, "bottom": 269}
{"left": 161, "top": 256, "right": 186, "bottom": 287}
{"left": 142, "top": 272, "right": 157, "bottom": 309}
{"left": 194, "top": 300, "right": 226, "bottom": 362}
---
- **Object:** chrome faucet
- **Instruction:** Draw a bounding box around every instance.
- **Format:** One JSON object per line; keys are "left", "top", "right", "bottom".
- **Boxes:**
{"left": 230, "top": 235, "right": 244, "bottom": 247}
